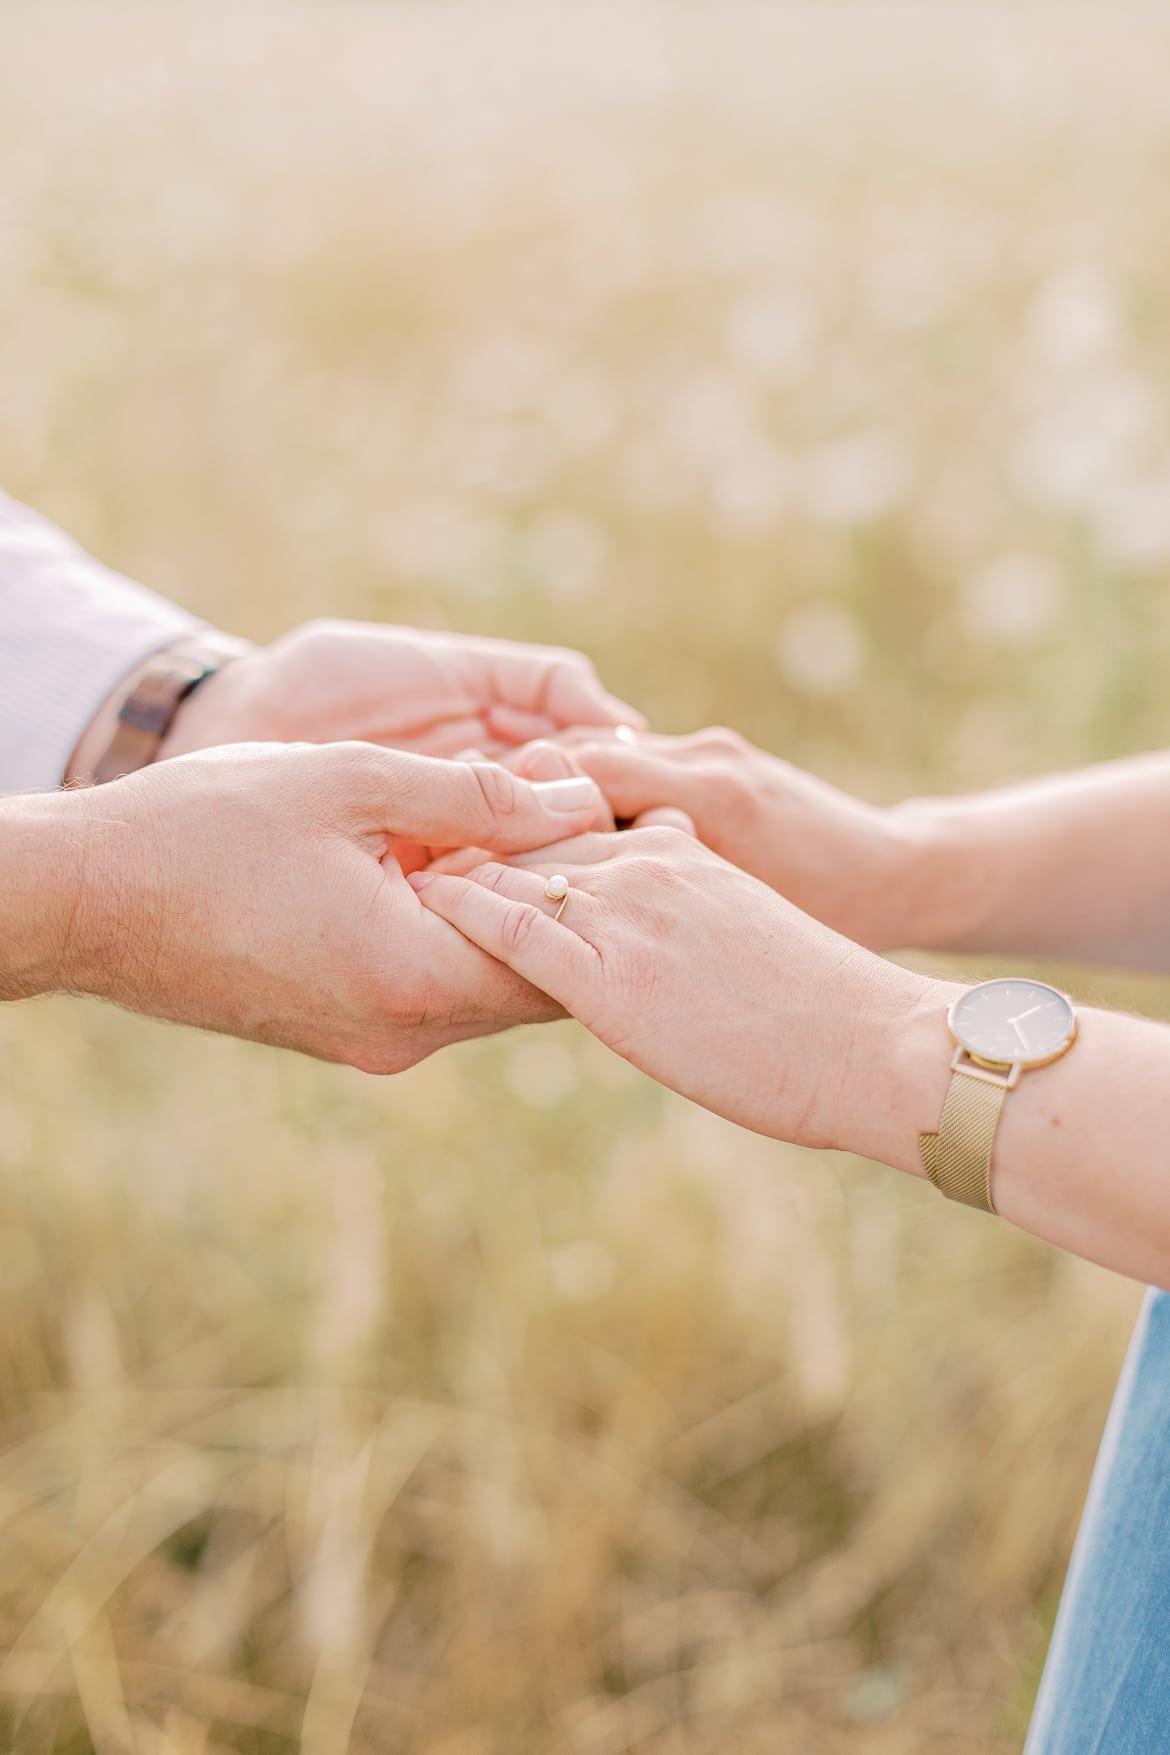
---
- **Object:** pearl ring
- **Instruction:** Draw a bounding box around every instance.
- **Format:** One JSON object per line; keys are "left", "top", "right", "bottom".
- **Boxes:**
{"left": 544, "top": 874, "right": 571, "bottom": 922}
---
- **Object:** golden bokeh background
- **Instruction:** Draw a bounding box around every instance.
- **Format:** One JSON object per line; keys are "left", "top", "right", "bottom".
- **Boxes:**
{"left": 2, "top": 6, "right": 1169, "bottom": 1751}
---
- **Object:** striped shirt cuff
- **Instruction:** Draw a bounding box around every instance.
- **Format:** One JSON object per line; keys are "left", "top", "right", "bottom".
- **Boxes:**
{"left": 0, "top": 494, "right": 210, "bottom": 794}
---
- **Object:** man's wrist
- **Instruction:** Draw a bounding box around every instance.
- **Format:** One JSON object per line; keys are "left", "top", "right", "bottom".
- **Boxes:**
{"left": 0, "top": 791, "right": 95, "bottom": 1001}
{"left": 156, "top": 641, "right": 263, "bottom": 759}
{"left": 67, "top": 633, "right": 253, "bottom": 784}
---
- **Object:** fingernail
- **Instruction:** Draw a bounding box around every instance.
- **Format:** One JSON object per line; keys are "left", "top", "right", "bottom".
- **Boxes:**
{"left": 614, "top": 724, "right": 639, "bottom": 745}
{"left": 408, "top": 871, "right": 435, "bottom": 891}
{"left": 533, "top": 776, "right": 599, "bottom": 812}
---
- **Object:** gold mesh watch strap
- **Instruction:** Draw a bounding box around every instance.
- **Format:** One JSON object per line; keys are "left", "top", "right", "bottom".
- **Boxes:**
{"left": 919, "top": 1068, "right": 1008, "bottom": 1215}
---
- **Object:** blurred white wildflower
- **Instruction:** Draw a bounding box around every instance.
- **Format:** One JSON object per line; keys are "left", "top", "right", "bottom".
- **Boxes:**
{"left": 570, "top": 209, "right": 653, "bottom": 295}
{"left": 803, "top": 434, "right": 910, "bottom": 526}
{"left": 456, "top": 335, "right": 553, "bottom": 413}
{"left": 457, "top": 419, "right": 557, "bottom": 500}
{"left": 381, "top": 501, "right": 499, "bottom": 592}
{"left": 698, "top": 188, "right": 781, "bottom": 274}
{"left": 1013, "top": 371, "right": 1160, "bottom": 511}
{"left": 866, "top": 246, "right": 952, "bottom": 330}
{"left": 520, "top": 510, "right": 608, "bottom": 597}
{"left": 1029, "top": 263, "right": 1121, "bottom": 370}
{"left": 950, "top": 698, "right": 1034, "bottom": 779}
{"left": 710, "top": 444, "right": 794, "bottom": 539}
{"left": 504, "top": 1037, "right": 581, "bottom": 1108}
{"left": 667, "top": 371, "right": 760, "bottom": 471}
{"left": 620, "top": 434, "right": 690, "bottom": 509}
{"left": 549, "top": 1238, "right": 616, "bottom": 1302}
{"left": 727, "top": 287, "right": 812, "bottom": 380}
{"left": 542, "top": 369, "right": 619, "bottom": 458}
{"left": 960, "top": 554, "right": 1067, "bottom": 645}
{"left": 1092, "top": 476, "right": 1170, "bottom": 566}
{"left": 775, "top": 601, "right": 865, "bottom": 696}
{"left": 844, "top": 1665, "right": 911, "bottom": 1725}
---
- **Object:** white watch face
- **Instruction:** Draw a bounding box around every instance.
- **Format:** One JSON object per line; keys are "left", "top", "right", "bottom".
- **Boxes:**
{"left": 950, "top": 979, "right": 1076, "bottom": 1068}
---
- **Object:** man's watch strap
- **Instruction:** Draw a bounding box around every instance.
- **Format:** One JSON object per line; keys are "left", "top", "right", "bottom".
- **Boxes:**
{"left": 919, "top": 1064, "right": 1008, "bottom": 1215}
{"left": 92, "top": 637, "right": 244, "bottom": 785}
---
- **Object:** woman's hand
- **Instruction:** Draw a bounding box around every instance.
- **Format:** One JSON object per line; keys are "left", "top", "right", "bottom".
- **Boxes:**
{"left": 524, "top": 728, "right": 944, "bottom": 953}
{"left": 410, "top": 827, "right": 947, "bottom": 1163}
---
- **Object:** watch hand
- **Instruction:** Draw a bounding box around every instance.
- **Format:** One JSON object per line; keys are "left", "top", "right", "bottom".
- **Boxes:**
{"left": 1010, "top": 1018, "right": 1029, "bottom": 1048}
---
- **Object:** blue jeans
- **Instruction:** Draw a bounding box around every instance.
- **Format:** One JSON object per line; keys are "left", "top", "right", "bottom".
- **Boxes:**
{"left": 1025, "top": 1288, "right": 1170, "bottom": 1753}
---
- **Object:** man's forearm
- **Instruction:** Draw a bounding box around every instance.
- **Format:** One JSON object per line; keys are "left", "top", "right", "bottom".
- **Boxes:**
{"left": 894, "top": 751, "right": 1170, "bottom": 971}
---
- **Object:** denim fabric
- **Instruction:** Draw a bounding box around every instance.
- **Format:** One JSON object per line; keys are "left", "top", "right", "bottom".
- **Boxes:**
{"left": 1025, "top": 1288, "right": 1170, "bottom": 1754}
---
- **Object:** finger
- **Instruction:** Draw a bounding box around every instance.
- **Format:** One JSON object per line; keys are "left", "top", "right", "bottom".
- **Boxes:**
{"left": 568, "top": 744, "right": 704, "bottom": 822}
{"left": 384, "top": 716, "right": 496, "bottom": 759}
{"left": 483, "top": 647, "right": 647, "bottom": 732}
{"left": 409, "top": 868, "right": 603, "bottom": 1014}
{"left": 353, "top": 746, "right": 609, "bottom": 852}
{"left": 453, "top": 747, "right": 489, "bottom": 764}
{"left": 505, "top": 829, "right": 636, "bottom": 870}
{"left": 436, "top": 860, "right": 587, "bottom": 920}
{"left": 424, "top": 844, "right": 495, "bottom": 877}
{"left": 485, "top": 704, "right": 559, "bottom": 746}
{"left": 411, "top": 903, "right": 566, "bottom": 1032}
{"left": 551, "top": 726, "right": 671, "bottom": 753}
{"left": 507, "top": 739, "right": 588, "bottom": 783}
{"left": 632, "top": 806, "right": 696, "bottom": 835}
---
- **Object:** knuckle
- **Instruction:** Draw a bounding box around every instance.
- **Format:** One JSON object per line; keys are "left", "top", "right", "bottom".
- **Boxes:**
{"left": 499, "top": 900, "right": 541, "bottom": 955}
{"left": 551, "top": 644, "right": 594, "bottom": 672}
{"left": 471, "top": 862, "right": 514, "bottom": 896}
{"left": 697, "top": 725, "right": 748, "bottom": 759}
{"left": 468, "top": 760, "right": 521, "bottom": 822}
{"left": 630, "top": 826, "right": 695, "bottom": 868}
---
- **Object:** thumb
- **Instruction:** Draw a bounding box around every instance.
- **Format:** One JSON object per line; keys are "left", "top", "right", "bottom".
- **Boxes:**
{"left": 361, "top": 748, "right": 609, "bottom": 854}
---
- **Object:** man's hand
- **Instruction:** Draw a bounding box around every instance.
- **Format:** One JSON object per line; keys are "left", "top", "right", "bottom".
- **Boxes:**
{"left": 157, "top": 620, "right": 643, "bottom": 764}
{"left": 3, "top": 743, "right": 607, "bottom": 1071}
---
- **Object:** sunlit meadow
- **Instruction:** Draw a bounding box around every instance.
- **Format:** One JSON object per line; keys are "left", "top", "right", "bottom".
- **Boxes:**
{"left": 2, "top": 5, "right": 1169, "bottom": 1751}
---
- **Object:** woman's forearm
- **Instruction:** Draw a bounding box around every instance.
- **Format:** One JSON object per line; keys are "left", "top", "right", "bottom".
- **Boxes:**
{"left": 895, "top": 751, "right": 1170, "bottom": 970}
{"left": 843, "top": 978, "right": 1170, "bottom": 1289}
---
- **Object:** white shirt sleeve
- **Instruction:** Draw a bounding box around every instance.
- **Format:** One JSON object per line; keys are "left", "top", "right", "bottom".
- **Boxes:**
{"left": 0, "top": 491, "right": 210, "bottom": 794}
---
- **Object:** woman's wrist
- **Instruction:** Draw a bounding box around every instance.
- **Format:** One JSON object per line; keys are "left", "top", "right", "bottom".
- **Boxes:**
{"left": 882, "top": 798, "right": 995, "bottom": 954}
{"left": 823, "top": 963, "right": 962, "bottom": 1175}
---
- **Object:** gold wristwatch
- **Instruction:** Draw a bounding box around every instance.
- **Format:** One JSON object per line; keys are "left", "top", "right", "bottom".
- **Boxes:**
{"left": 919, "top": 978, "right": 1078, "bottom": 1215}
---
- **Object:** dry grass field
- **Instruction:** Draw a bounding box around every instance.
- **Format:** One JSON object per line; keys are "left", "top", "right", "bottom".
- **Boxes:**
{"left": 2, "top": 4, "right": 1169, "bottom": 1751}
